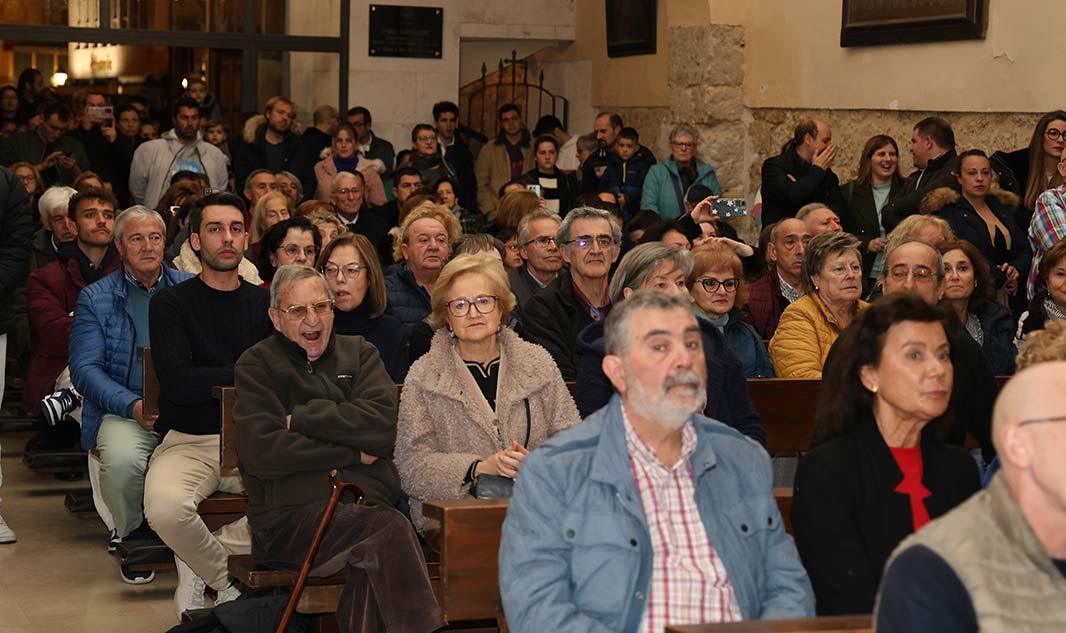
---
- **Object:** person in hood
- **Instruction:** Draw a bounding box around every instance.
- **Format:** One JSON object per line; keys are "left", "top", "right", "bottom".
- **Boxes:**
{"left": 128, "top": 97, "right": 228, "bottom": 209}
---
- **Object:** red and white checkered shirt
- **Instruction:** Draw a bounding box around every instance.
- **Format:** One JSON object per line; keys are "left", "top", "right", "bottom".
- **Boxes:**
{"left": 623, "top": 410, "right": 741, "bottom": 632}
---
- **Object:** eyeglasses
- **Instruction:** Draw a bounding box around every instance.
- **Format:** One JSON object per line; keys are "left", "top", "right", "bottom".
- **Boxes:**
{"left": 1046, "top": 129, "right": 1066, "bottom": 140}
{"left": 697, "top": 277, "right": 740, "bottom": 293}
{"left": 322, "top": 263, "right": 366, "bottom": 278}
{"left": 523, "top": 236, "right": 557, "bottom": 248}
{"left": 16, "top": 174, "right": 35, "bottom": 183}
{"left": 278, "top": 244, "right": 317, "bottom": 259}
{"left": 889, "top": 265, "right": 935, "bottom": 282}
{"left": 1018, "top": 415, "right": 1066, "bottom": 428}
{"left": 416, "top": 135, "right": 436, "bottom": 143}
{"left": 671, "top": 141, "right": 696, "bottom": 149}
{"left": 564, "top": 234, "right": 614, "bottom": 250}
{"left": 335, "top": 188, "right": 361, "bottom": 197}
{"left": 279, "top": 299, "right": 334, "bottom": 321}
{"left": 446, "top": 295, "right": 498, "bottom": 317}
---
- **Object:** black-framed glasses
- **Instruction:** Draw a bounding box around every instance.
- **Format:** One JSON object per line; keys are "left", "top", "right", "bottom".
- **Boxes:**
{"left": 1018, "top": 415, "right": 1066, "bottom": 428}
{"left": 279, "top": 299, "right": 334, "bottom": 321}
{"left": 671, "top": 141, "right": 696, "bottom": 149}
{"left": 523, "top": 236, "right": 557, "bottom": 248}
{"left": 322, "top": 263, "right": 366, "bottom": 278}
{"left": 564, "top": 234, "right": 614, "bottom": 250}
{"left": 446, "top": 295, "right": 498, "bottom": 317}
{"left": 278, "top": 244, "right": 317, "bottom": 259}
{"left": 698, "top": 277, "right": 739, "bottom": 293}
{"left": 1047, "top": 129, "right": 1066, "bottom": 140}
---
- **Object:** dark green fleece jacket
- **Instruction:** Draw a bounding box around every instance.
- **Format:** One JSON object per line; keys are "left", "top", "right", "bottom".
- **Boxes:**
{"left": 234, "top": 331, "right": 400, "bottom": 518}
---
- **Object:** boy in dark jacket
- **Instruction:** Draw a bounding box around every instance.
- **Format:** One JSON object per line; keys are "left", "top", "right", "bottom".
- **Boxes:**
{"left": 600, "top": 127, "right": 653, "bottom": 220}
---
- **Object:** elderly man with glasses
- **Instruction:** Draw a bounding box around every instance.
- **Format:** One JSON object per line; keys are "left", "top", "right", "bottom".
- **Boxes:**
{"left": 522, "top": 206, "right": 621, "bottom": 381}
{"left": 234, "top": 264, "right": 443, "bottom": 633}
{"left": 509, "top": 208, "right": 564, "bottom": 313}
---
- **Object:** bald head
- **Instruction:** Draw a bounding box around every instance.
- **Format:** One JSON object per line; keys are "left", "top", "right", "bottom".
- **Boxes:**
{"left": 993, "top": 362, "right": 1066, "bottom": 457}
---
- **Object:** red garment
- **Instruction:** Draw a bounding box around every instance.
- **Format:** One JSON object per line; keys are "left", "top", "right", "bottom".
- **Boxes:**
{"left": 889, "top": 446, "right": 932, "bottom": 531}
{"left": 741, "top": 267, "right": 789, "bottom": 340}
{"left": 624, "top": 412, "right": 740, "bottom": 632}
{"left": 23, "top": 250, "right": 121, "bottom": 415}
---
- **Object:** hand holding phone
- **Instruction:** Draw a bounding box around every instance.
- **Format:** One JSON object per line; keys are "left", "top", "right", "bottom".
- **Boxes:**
{"left": 526, "top": 184, "right": 542, "bottom": 197}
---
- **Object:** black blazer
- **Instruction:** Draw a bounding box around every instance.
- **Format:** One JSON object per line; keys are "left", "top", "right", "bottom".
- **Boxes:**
{"left": 841, "top": 179, "right": 901, "bottom": 279}
{"left": 791, "top": 416, "right": 980, "bottom": 615}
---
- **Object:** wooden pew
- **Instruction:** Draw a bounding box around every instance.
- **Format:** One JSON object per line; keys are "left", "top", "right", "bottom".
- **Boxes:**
{"left": 422, "top": 498, "right": 510, "bottom": 631}
{"left": 666, "top": 614, "right": 872, "bottom": 632}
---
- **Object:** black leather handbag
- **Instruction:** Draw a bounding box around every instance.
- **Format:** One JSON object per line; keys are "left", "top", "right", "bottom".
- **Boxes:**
{"left": 470, "top": 399, "right": 530, "bottom": 499}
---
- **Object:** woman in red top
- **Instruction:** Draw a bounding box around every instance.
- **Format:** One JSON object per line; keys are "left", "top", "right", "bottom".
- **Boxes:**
{"left": 791, "top": 293, "right": 981, "bottom": 615}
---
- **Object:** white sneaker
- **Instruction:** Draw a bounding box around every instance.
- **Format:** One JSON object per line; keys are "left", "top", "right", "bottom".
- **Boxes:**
{"left": 0, "top": 513, "right": 15, "bottom": 544}
{"left": 214, "top": 582, "right": 241, "bottom": 607}
{"left": 174, "top": 555, "right": 205, "bottom": 620}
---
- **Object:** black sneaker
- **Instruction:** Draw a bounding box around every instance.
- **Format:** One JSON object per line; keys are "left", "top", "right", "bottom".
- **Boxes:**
{"left": 41, "top": 388, "right": 81, "bottom": 427}
{"left": 120, "top": 565, "right": 155, "bottom": 585}
{"left": 108, "top": 529, "right": 121, "bottom": 553}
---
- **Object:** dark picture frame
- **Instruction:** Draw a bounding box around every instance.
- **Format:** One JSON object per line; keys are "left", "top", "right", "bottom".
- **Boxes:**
{"left": 368, "top": 4, "right": 443, "bottom": 59}
{"left": 605, "top": 0, "right": 657, "bottom": 58}
{"left": 840, "top": 0, "right": 988, "bottom": 48}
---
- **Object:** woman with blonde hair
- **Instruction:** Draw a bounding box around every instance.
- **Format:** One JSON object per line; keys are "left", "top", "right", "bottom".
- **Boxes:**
{"left": 306, "top": 209, "right": 347, "bottom": 248}
{"left": 248, "top": 190, "right": 293, "bottom": 261}
{"left": 494, "top": 188, "right": 541, "bottom": 232}
{"left": 395, "top": 254, "right": 579, "bottom": 530}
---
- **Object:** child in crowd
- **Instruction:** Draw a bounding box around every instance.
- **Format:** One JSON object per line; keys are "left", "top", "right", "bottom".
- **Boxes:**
{"left": 601, "top": 127, "right": 653, "bottom": 220}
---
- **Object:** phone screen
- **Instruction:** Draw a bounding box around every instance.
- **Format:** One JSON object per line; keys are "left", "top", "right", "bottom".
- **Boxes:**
{"left": 526, "top": 184, "right": 542, "bottom": 197}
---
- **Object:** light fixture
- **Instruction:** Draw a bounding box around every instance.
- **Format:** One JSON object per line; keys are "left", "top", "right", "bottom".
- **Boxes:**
{"left": 181, "top": 77, "right": 188, "bottom": 89}
{"left": 52, "top": 66, "right": 68, "bottom": 87}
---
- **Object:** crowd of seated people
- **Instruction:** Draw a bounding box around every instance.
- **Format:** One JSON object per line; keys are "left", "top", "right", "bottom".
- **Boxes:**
{"left": 3, "top": 72, "right": 1066, "bottom": 631}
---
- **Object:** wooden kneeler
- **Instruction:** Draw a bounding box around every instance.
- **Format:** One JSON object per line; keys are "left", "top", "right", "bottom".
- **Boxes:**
{"left": 276, "top": 470, "right": 365, "bottom": 633}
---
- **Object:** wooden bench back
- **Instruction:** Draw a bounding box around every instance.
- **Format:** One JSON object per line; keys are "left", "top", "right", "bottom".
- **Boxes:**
{"left": 140, "top": 347, "right": 160, "bottom": 424}
{"left": 746, "top": 379, "right": 821, "bottom": 455}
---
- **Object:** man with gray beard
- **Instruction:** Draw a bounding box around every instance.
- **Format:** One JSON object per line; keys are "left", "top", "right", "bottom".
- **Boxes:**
{"left": 499, "top": 291, "right": 814, "bottom": 633}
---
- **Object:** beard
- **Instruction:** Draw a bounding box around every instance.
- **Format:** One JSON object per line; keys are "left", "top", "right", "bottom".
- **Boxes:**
{"left": 625, "top": 369, "right": 707, "bottom": 431}
{"left": 201, "top": 249, "right": 241, "bottom": 273}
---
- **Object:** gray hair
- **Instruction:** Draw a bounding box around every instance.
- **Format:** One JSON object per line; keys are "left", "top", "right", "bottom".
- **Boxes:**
{"left": 37, "top": 186, "right": 76, "bottom": 225}
{"left": 115, "top": 205, "right": 166, "bottom": 242}
{"left": 801, "top": 231, "right": 862, "bottom": 294}
{"left": 608, "top": 242, "right": 694, "bottom": 305}
{"left": 576, "top": 133, "right": 598, "bottom": 154}
{"left": 604, "top": 290, "right": 696, "bottom": 357}
{"left": 516, "top": 208, "right": 562, "bottom": 245}
{"left": 880, "top": 238, "right": 946, "bottom": 283}
{"left": 269, "top": 265, "right": 333, "bottom": 310}
{"left": 243, "top": 168, "right": 275, "bottom": 193}
{"left": 795, "top": 202, "right": 830, "bottom": 222}
{"left": 330, "top": 169, "right": 364, "bottom": 191}
{"left": 556, "top": 206, "right": 622, "bottom": 249}
{"left": 668, "top": 124, "right": 699, "bottom": 145}
{"left": 276, "top": 170, "right": 304, "bottom": 200}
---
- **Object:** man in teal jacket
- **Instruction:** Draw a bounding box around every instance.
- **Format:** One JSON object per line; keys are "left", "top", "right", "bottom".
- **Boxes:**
{"left": 499, "top": 291, "right": 813, "bottom": 632}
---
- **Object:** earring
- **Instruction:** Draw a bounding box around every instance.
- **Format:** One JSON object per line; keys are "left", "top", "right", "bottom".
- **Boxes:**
{"left": 974, "top": 280, "right": 978, "bottom": 288}
{"left": 870, "top": 385, "right": 878, "bottom": 394}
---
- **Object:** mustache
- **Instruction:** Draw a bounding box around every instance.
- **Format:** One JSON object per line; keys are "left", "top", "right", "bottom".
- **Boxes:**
{"left": 663, "top": 370, "right": 703, "bottom": 392}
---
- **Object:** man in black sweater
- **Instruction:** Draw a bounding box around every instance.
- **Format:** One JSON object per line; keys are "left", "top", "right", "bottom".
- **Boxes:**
{"left": 760, "top": 118, "right": 846, "bottom": 225}
{"left": 143, "top": 192, "right": 273, "bottom": 619}
{"left": 881, "top": 117, "right": 959, "bottom": 232}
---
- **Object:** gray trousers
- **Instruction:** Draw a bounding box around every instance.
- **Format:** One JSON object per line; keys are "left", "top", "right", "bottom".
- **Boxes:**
{"left": 96, "top": 414, "right": 159, "bottom": 537}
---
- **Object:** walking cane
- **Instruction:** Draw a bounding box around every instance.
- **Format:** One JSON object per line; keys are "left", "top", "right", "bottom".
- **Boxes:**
{"left": 276, "top": 469, "right": 365, "bottom": 633}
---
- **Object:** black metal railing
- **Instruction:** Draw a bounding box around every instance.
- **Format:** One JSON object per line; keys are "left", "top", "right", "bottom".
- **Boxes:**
{"left": 463, "top": 49, "right": 569, "bottom": 141}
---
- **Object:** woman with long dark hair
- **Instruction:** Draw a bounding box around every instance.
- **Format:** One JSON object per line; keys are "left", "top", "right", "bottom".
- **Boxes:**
{"left": 792, "top": 293, "right": 980, "bottom": 615}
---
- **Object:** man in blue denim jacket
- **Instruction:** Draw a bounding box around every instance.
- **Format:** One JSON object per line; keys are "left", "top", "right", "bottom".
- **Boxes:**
{"left": 499, "top": 291, "right": 813, "bottom": 633}
{"left": 69, "top": 205, "right": 193, "bottom": 583}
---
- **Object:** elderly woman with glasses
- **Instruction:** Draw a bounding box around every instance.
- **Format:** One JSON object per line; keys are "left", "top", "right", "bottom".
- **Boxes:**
{"left": 770, "top": 232, "right": 868, "bottom": 378}
{"left": 395, "top": 254, "right": 580, "bottom": 531}
{"left": 317, "top": 233, "right": 408, "bottom": 383}
{"left": 256, "top": 216, "right": 321, "bottom": 287}
{"left": 690, "top": 243, "right": 774, "bottom": 378}
{"left": 639, "top": 124, "right": 723, "bottom": 220}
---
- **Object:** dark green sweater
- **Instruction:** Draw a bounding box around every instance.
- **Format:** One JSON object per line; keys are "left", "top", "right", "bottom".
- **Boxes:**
{"left": 234, "top": 331, "right": 401, "bottom": 519}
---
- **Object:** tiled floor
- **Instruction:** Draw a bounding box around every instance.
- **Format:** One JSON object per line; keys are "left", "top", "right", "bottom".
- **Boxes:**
{"left": 0, "top": 433, "right": 177, "bottom": 633}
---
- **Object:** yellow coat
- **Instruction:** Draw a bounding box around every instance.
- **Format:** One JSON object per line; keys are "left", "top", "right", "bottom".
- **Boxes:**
{"left": 769, "top": 292, "right": 868, "bottom": 378}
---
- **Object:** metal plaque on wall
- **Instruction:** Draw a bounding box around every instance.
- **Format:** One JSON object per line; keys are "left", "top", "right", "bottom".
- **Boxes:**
{"left": 368, "top": 5, "right": 443, "bottom": 59}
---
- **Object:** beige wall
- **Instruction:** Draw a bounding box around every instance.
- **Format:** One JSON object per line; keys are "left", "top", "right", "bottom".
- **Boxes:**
{"left": 713, "top": 0, "right": 1064, "bottom": 113}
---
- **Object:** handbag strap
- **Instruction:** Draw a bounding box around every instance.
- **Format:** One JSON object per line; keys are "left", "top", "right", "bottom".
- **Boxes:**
{"left": 523, "top": 398, "right": 531, "bottom": 448}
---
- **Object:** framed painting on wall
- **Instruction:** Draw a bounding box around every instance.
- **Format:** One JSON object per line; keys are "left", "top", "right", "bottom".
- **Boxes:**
{"left": 606, "top": 0, "right": 657, "bottom": 58}
{"left": 840, "top": 0, "right": 988, "bottom": 47}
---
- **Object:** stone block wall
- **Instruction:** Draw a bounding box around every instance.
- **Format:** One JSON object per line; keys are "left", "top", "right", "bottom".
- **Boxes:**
{"left": 660, "top": 22, "right": 1044, "bottom": 213}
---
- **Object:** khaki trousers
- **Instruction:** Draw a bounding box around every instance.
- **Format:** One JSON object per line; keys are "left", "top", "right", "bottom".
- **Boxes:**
{"left": 143, "top": 430, "right": 250, "bottom": 590}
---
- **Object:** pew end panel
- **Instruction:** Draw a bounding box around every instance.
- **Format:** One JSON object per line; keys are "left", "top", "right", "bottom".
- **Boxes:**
{"left": 666, "top": 614, "right": 872, "bottom": 632}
